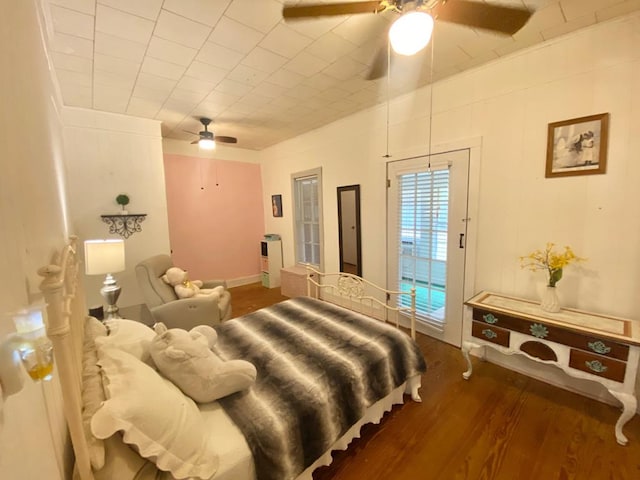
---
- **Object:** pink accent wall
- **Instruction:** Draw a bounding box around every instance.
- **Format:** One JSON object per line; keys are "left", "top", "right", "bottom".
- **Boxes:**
{"left": 163, "top": 154, "right": 264, "bottom": 282}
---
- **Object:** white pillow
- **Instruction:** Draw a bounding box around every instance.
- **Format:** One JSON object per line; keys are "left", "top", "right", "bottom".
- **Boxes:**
{"left": 91, "top": 347, "right": 218, "bottom": 480}
{"left": 96, "top": 319, "right": 156, "bottom": 368}
{"left": 82, "top": 317, "right": 108, "bottom": 470}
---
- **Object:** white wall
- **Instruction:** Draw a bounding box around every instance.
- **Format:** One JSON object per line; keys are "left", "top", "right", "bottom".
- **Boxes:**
{"left": 262, "top": 12, "right": 640, "bottom": 320}
{"left": 260, "top": 13, "right": 640, "bottom": 403}
{"left": 63, "top": 108, "right": 171, "bottom": 312}
{"left": 0, "top": 1, "right": 72, "bottom": 478}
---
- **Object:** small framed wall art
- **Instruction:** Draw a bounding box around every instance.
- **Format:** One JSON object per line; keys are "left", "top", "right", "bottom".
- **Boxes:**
{"left": 545, "top": 113, "right": 609, "bottom": 178}
{"left": 272, "top": 194, "right": 283, "bottom": 217}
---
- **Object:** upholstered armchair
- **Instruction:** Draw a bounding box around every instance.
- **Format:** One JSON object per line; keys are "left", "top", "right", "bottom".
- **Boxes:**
{"left": 135, "top": 254, "right": 232, "bottom": 330}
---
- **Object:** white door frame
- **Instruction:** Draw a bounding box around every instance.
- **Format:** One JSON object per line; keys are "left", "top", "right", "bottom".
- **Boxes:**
{"left": 386, "top": 137, "right": 481, "bottom": 343}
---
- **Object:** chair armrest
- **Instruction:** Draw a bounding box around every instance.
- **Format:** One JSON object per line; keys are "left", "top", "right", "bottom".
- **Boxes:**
{"left": 202, "top": 279, "right": 227, "bottom": 289}
{"left": 150, "top": 297, "right": 222, "bottom": 330}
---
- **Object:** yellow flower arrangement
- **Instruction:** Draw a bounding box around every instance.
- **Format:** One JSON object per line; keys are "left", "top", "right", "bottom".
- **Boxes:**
{"left": 520, "top": 243, "right": 585, "bottom": 287}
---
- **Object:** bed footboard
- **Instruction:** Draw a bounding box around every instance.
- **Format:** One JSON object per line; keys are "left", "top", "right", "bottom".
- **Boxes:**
{"left": 305, "top": 267, "right": 417, "bottom": 340}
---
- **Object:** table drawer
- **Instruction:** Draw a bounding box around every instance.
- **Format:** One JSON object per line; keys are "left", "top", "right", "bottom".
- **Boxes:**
{"left": 473, "top": 308, "right": 629, "bottom": 361}
{"left": 569, "top": 349, "right": 626, "bottom": 383}
{"left": 472, "top": 321, "right": 510, "bottom": 347}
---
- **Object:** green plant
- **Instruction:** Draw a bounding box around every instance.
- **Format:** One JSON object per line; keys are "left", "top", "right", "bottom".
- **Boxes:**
{"left": 116, "top": 194, "right": 130, "bottom": 210}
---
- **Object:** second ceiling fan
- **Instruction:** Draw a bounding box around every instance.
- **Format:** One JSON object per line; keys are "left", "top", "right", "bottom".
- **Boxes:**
{"left": 188, "top": 117, "right": 238, "bottom": 150}
{"left": 282, "top": 0, "right": 534, "bottom": 79}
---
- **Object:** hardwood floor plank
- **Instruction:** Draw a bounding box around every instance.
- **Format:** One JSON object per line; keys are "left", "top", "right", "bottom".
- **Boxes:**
{"left": 228, "top": 285, "right": 640, "bottom": 480}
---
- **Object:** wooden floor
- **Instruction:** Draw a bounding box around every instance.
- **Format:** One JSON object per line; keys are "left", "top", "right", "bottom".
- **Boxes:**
{"left": 229, "top": 284, "right": 640, "bottom": 480}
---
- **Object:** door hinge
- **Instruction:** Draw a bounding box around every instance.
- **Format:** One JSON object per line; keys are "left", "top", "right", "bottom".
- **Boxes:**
{"left": 386, "top": 179, "right": 391, "bottom": 188}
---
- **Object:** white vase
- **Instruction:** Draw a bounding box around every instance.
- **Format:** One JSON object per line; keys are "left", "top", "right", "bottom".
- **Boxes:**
{"left": 540, "top": 286, "right": 560, "bottom": 313}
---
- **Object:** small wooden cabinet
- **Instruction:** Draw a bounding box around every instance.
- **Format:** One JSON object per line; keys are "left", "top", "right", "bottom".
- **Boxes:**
{"left": 463, "top": 291, "right": 640, "bottom": 445}
{"left": 260, "top": 240, "right": 282, "bottom": 288}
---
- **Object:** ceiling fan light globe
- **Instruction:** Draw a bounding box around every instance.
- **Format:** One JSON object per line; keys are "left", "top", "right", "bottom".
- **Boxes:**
{"left": 199, "top": 138, "right": 216, "bottom": 150}
{"left": 389, "top": 11, "right": 434, "bottom": 56}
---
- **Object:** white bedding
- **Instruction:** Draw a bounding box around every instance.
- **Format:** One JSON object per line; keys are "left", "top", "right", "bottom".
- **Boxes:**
{"left": 91, "top": 376, "right": 420, "bottom": 480}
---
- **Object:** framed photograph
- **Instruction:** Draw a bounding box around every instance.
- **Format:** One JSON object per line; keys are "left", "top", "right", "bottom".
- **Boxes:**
{"left": 271, "top": 194, "right": 283, "bottom": 217}
{"left": 546, "top": 113, "right": 609, "bottom": 178}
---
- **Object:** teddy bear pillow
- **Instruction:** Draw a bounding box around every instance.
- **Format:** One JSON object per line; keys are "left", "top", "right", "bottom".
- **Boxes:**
{"left": 149, "top": 323, "right": 257, "bottom": 403}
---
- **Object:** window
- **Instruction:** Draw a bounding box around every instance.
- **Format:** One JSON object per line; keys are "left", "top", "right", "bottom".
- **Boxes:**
{"left": 292, "top": 167, "right": 323, "bottom": 268}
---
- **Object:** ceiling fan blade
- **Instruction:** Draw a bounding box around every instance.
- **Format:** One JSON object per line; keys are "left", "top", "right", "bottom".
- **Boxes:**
{"left": 433, "top": 0, "right": 533, "bottom": 36}
{"left": 283, "top": 1, "right": 383, "bottom": 19}
{"left": 366, "top": 43, "right": 389, "bottom": 81}
{"left": 216, "top": 136, "right": 238, "bottom": 144}
{"left": 190, "top": 140, "right": 199, "bottom": 144}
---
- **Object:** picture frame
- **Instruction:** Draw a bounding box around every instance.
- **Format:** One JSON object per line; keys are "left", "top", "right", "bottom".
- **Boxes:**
{"left": 545, "top": 113, "right": 609, "bottom": 178}
{"left": 271, "top": 194, "right": 283, "bottom": 217}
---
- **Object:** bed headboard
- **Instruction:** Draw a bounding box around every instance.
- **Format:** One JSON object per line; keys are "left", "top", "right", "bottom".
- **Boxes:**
{"left": 38, "top": 236, "right": 95, "bottom": 480}
{"left": 305, "top": 267, "right": 417, "bottom": 340}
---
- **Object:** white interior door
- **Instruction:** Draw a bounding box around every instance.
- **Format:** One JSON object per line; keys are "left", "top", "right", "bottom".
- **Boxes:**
{"left": 387, "top": 149, "right": 470, "bottom": 347}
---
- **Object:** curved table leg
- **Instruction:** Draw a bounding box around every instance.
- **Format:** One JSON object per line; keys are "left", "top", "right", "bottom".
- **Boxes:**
{"left": 462, "top": 341, "right": 479, "bottom": 380}
{"left": 608, "top": 390, "right": 637, "bottom": 446}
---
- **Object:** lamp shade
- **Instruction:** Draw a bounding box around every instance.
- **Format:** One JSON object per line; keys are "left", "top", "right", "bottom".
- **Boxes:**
{"left": 389, "top": 11, "right": 434, "bottom": 56}
{"left": 84, "top": 239, "right": 125, "bottom": 275}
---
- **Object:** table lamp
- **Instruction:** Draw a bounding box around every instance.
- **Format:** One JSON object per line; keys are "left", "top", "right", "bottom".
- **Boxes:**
{"left": 84, "top": 239, "right": 125, "bottom": 319}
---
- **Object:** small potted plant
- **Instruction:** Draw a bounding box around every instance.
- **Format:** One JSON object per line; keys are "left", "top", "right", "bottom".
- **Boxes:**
{"left": 116, "top": 194, "right": 130, "bottom": 215}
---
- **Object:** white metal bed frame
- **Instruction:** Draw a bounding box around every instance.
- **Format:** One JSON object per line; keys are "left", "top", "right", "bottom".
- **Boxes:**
{"left": 305, "top": 266, "right": 417, "bottom": 340}
{"left": 38, "top": 239, "right": 420, "bottom": 480}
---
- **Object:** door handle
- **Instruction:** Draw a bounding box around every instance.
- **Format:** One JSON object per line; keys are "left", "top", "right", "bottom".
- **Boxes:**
{"left": 459, "top": 233, "right": 465, "bottom": 248}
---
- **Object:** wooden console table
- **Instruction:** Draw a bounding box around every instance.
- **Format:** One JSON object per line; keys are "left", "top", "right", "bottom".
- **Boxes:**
{"left": 463, "top": 291, "right": 640, "bottom": 445}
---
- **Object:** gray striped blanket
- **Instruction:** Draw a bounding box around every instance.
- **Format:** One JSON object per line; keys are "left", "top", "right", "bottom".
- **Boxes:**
{"left": 214, "top": 296, "right": 426, "bottom": 480}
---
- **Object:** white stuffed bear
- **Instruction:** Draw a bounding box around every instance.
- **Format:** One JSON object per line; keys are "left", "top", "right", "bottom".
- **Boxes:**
{"left": 162, "top": 266, "right": 225, "bottom": 300}
{"left": 150, "top": 322, "right": 257, "bottom": 403}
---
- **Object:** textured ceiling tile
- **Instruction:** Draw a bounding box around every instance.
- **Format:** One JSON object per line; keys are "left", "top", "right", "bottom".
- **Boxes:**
{"left": 215, "top": 79, "right": 255, "bottom": 96}
{"left": 561, "top": 0, "right": 623, "bottom": 21}
{"left": 184, "top": 61, "right": 229, "bottom": 84}
{"left": 50, "top": 31, "right": 94, "bottom": 57}
{"left": 596, "top": 0, "right": 640, "bottom": 21}
{"left": 225, "top": 0, "right": 282, "bottom": 33}
{"left": 226, "top": 64, "right": 269, "bottom": 87}
{"left": 94, "top": 32, "right": 147, "bottom": 62}
{"left": 332, "top": 12, "right": 390, "bottom": 47}
{"left": 286, "top": 15, "right": 347, "bottom": 39}
{"left": 50, "top": 5, "right": 94, "bottom": 39}
{"left": 166, "top": 90, "right": 206, "bottom": 107}
{"left": 323, "top": 57, "right": 367, "bottom": 81}
{"left": 242, "top": 47, "right": 289, "bottom": 74}
{"left": 162, "top": 0, "right": 229, "bottom": 27}
{"left": 285, "top": 51, "right": 330, "bottom": 77}
{"left": 55, "top": 69, "right": 93, "bottom": 88}
{"left": 267, "top": 68, "right": 305, "bottom": 88}
{"left": 250, "top": 82, "right": 289, "bottom": 99}
{"left": 141, "top": 56, "right": 187, "bottom": 80}
{"left": 196, "top": 41, "right": 245, "bottom": 69}
{"left": 541, "top": 13, "right": 596, "bottom": 40}
{"left": 136, "top": 72, "right": 178, "bottom": 93}
{"left": 260, "top": 24, "right": 314, "bottom": 58}
{"left": 306, "top": 32, "right": 358, "bottom": 63}
{"left": 93, "top": 84, "right": 131, "bottom": 112}
{"left": 59, "top": 82, "right": 92, "bottom": 107}
{"left": 203, "top": 90, "right": 240, "bottom": 107}
{"left": 147, "top": 36, "right": 198, "bottom": 67}
{"left": 154, "top": 9, "right": 212, "bottom": 48}
{"left": 52, "top": 51, "right": 92, "bottom": 73}
{"left": 301, "top": 72, "right": 341, "bottom": 90}
{"left": 285, "top": 84, "right": 321, "bottom": 100}
{"left": 94, "top": 69, "right": 137, "bottom": 91}
{"left": 98, "top": 0, "right": 163, "bottom": 20}
{"left": 175, "top": 76, "right": 217, "bottom": 95}
{"left": 94, "top": 53, "right": 140, "bottom": 75}
{"left": 132, "top": 84, "right": 173, "bottom": 103}
{"left": 95, "top": 4, "right": 154, "bottom": 44}
{"left": 49, "top": 0, "right": 95, "bottom": 15}
{"left": 127, "top": 97, "right": 163, "bottom": 118}
{"left": 208, "top": 16, "right": 264, "bottom": 54}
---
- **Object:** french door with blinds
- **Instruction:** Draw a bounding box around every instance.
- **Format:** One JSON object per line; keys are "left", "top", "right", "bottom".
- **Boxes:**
{"left": 387, "top": 149, "right": 469, "bottom": 347}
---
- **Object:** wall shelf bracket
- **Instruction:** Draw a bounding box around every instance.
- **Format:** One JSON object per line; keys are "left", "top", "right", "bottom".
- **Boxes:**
{"left": 100, "top": 214, "right": 147, "bottom": 239}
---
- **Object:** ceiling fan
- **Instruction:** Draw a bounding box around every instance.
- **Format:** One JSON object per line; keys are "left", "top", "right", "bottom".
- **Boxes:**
{"left": 282, "top": 0, "right": 533, "bottom": 79}
{"left": 187, "top": 117, "right": 238, "bottom": 150}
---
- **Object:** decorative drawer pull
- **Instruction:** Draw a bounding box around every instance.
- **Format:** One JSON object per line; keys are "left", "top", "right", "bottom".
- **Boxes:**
{"left": 482, "top": 329, "right": 498, "bottom": 340}
{"left": 530, "top": 323, "right": 549, "bottom": 339}
{"left": 483, "top": 313, "right": 498, "bottom": 324}
{"left": 588, "top": 341, "right": 611, "bottom": 355}
{"left": 585, "top": 360, "right": 608, "bottom": 373}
